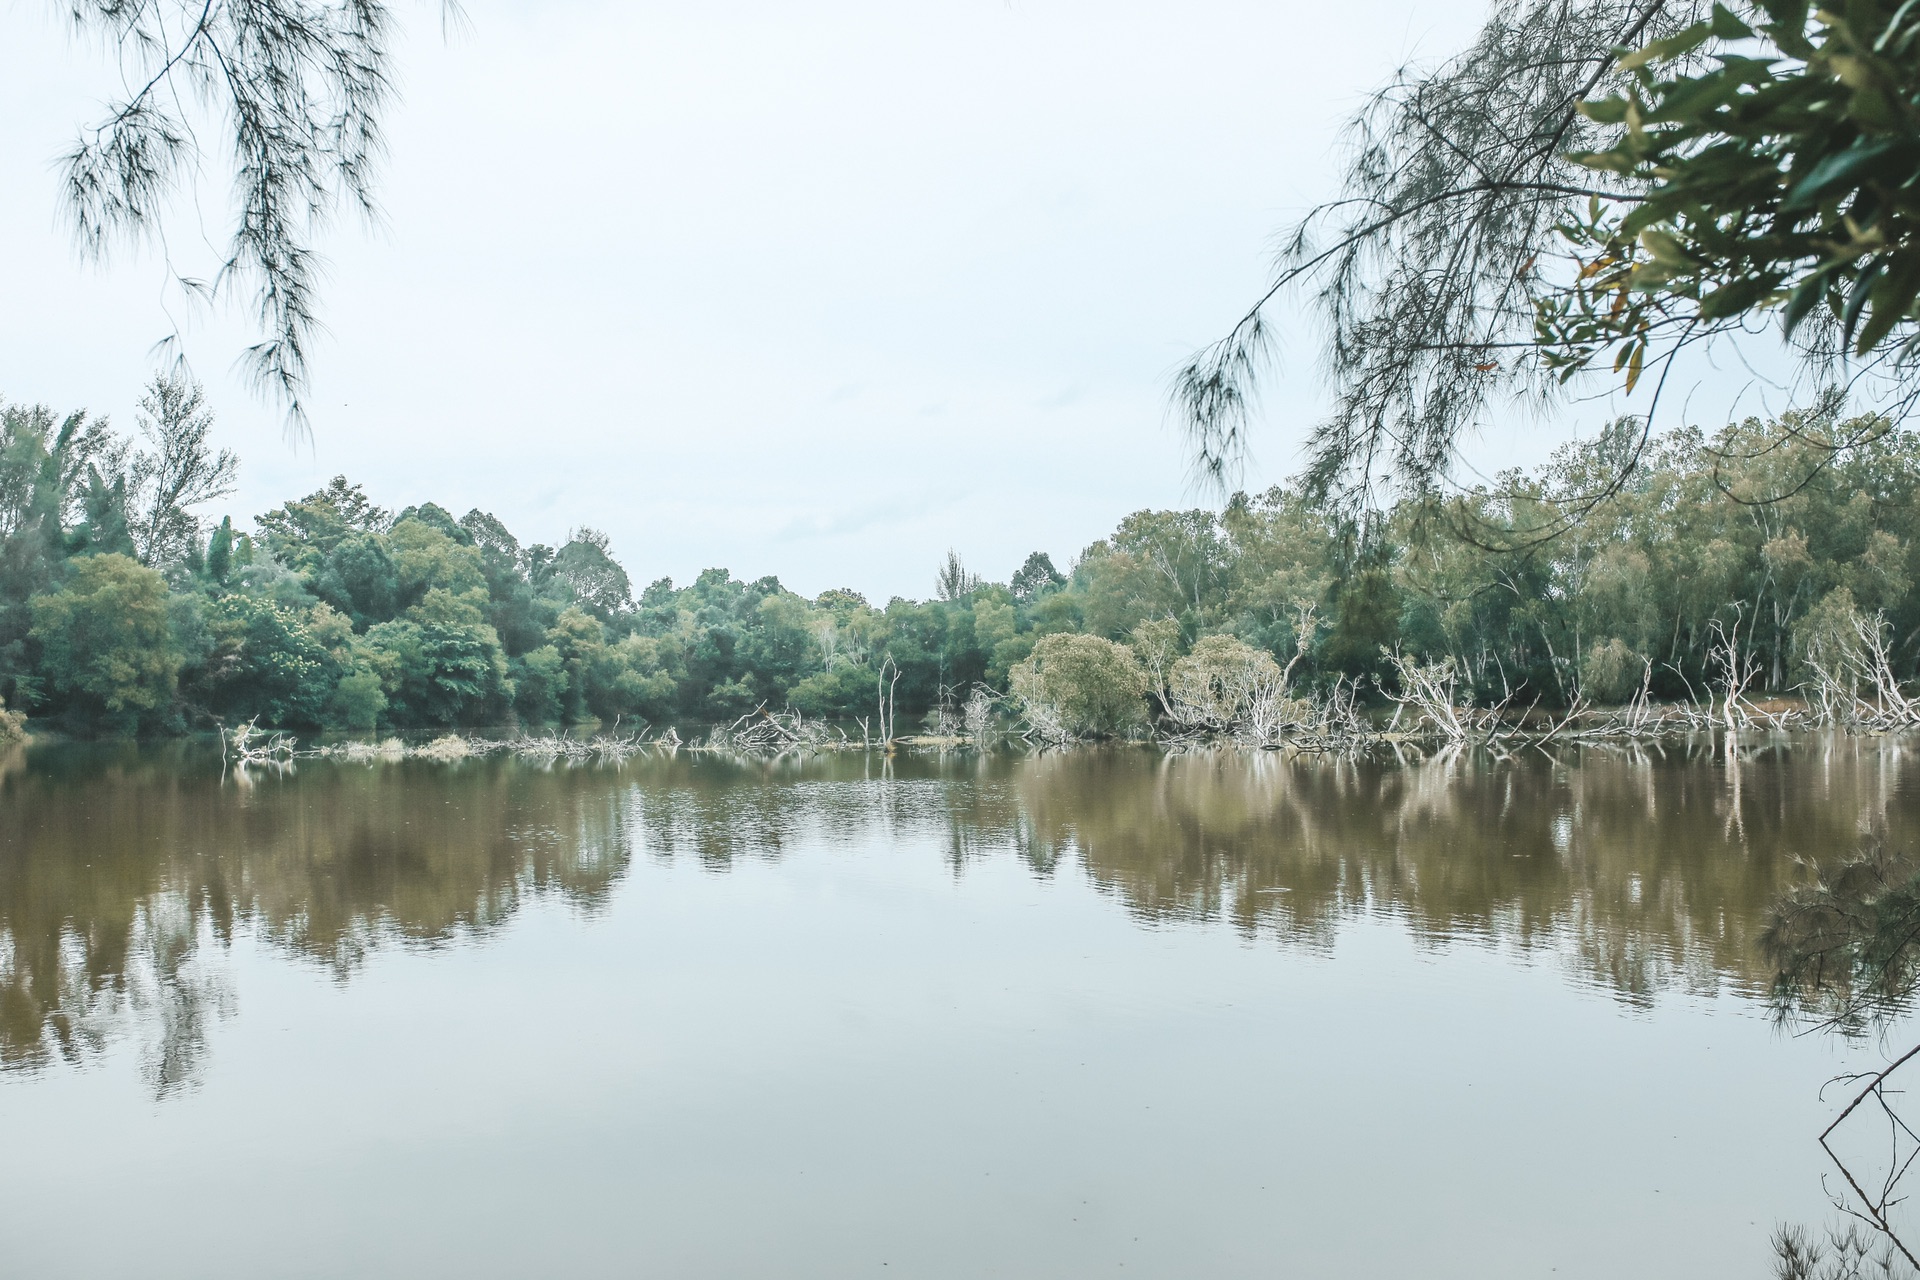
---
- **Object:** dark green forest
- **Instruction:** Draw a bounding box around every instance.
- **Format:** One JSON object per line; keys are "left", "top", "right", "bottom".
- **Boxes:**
{"left": 4, "top": 377, "right": 1919, "bottom": 737}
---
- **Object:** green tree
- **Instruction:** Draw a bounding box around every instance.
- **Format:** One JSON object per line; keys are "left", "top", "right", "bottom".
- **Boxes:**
{"left": 739, "top": 593, "right": 821, "bottom": 703}
{"left": 69, "top": 467, "right": 135, "bottom": 559}
{"left": 206, "top": 516, "right": 236, "bottom": 586}
{"left": 256, "top": 476, "right": 391, "bottom": 576}
{"left": 935, "top": 550, "right": 983, "bottom": 601}
{"left": 330, "top": 669, "right": 387, "bottom": 731}
{"left": 546, "top": 607, "right": 610, "bottom": 722}
{"left": 1322, "top": 558, "right": 1402, "bottom": 682}
{"left": 551, "top": 528, "right": 632, "bottom": 619}
{"left": 1010, "top": 552, "right": 1066, "bottom": 601}
{"left": 123, "top": 375, "right": 238, "bottom": 571}
{"left": 973, "top": 593, "right": 1031, "bottom": 686}
{"left": 1008, "top": 634, "right": 1149, "bottom": 739}
{"left": 389, "top": 516, "right": 486, "bottom": 604}
{"left": 30, "top": 554, "right": 180, "bottom": 728}
{"left": 313, "top": 532, "right": 401, "bottom": 629}
{"left": 602, "top": 634, "right": 681, "bottom": 722}
{"left": 364, "top": 589, "right": 509, "bottom": 727}
{"left": 511, "top": 644, "right": 569, "bottom": 725}
{"left": 195, "top": 595, "right": 338, "bottom": 727}
{"left": 0, "top": 403, "right": 120, "bottom": 705}
{"left": 786, "top": 660, "right": 877, "bottom": 719}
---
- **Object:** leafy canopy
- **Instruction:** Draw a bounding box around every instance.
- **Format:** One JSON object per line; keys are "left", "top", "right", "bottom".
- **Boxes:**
{"left": 1545, "top": 0, "right": 1920, "bottom": 389}
{"left": 1178, "top": 0, "right": 1920, "bottom": 509}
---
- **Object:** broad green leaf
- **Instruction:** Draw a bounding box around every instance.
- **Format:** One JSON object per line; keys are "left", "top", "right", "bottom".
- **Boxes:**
{"left": 1766, "top": 0, "right": 1818, "bottom": 58}
{"left": 1710, "top": 3, "right": 1755, "bottom": 37}
{"left": 1620, "top": 21, "right": 1712, "bottom": 70}
{"left": 1856, "top": 292, "right": 1906, "bottom": 355}
{"left": 1783, "top": 274, "right": 1827, "bottom": 335}
{"left": 1842, "top": 258, "right": 1886, "bottom": 347}
{"left": 1640, "top": 229, "right": 1696, "bottom": 268}
{"left": 1700, "top": 276, "right": 1770, "bottom": 318}
{"left": 1578, "top": 96, "right": 1631, "bottom": 124}
{"left": 1782, "top": 138, "right": 1901, "bottom": 211}
{"left": 1856, "top": 253, "right": 1920, "bottom": 354}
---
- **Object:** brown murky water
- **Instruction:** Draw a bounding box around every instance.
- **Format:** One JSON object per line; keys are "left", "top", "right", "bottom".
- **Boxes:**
{"left": 0, "top": 736, "right": 1910, "bottom": 1277}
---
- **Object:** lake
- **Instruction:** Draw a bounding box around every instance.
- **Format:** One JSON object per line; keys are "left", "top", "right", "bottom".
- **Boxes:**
{"left": 1, "top": 736, "right": 1911, "bottom": 1277}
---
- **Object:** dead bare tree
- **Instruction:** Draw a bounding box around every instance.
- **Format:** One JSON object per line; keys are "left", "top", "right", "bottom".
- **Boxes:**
{"left": 961, "top": 685, "right": 996, "bottom": 742}
{"left": 1803, "top": 614, "right": 1920, "bottom": 732}
{"left": 222, "top": 717, "right": 295, "bottom": 768}
{"left": 707, "top": 706, "right": 819, "bottom": 755}
{"left": 1708, "top": 617, "right": 1763, "bottom": 735}
{"left": 876, "top": 656, "right": 901, "bottom": 747}
{"left": 1381, "top": 653, "right": 1474, "bottom": 742}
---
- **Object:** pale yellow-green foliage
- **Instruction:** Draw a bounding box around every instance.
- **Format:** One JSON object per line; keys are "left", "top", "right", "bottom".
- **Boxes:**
{"left": 1582, "top": 545, "right": 1658, "bottom": 655}
{"left": 1792, "top": 587, "right": 1865, "bottom": 686}
{"left": 974, "top": 598, "right": 1016, "bottom": 650}
{"left": 1165, "top": 635, "right": 1282, "bottom": 730}
{"left": 388, "top": 517, "right": 487, "bottom": 598}
{"left": 1009, "top": 633, "right": 1148, "bottom": 740}
{"left": 415, "top": 735, "right": 473, "bottom": 761}
{"left": 1579, "top": 638, "right": 1644, "bottom": 704}
{"left": 1219, "top": 489, "right": 1335, "bottom": 630}
{"left": 1129, "top": 617, "right": 1184, "bottom": 699}
{"left": 975, "top": 597, "right": 1031, "bottom": 685}
{"left": 30, "top": 553, "right": 180, "bottom": 715}
{"left": 330, "top": 670, "right": 387, "bottom": 731}
{"left": 1846, "top": 530, "right": 1911, "bottom": 613}
{"left": 306, "top": 601, "right": 356, "bottom": 653}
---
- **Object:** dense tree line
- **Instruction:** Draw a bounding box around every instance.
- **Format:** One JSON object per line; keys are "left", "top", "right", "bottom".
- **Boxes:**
{"left": 4, "top": 379, "right": 1919, "bottom": 736}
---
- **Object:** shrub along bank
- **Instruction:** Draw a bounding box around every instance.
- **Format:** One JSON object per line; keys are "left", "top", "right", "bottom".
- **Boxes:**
{"left": 5, "top": 381, "right": 1920, "bottom": 738}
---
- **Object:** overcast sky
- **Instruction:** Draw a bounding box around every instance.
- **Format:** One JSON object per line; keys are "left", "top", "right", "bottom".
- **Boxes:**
{"left": 0, "top": 0, "right": 1509, "bottom": 601}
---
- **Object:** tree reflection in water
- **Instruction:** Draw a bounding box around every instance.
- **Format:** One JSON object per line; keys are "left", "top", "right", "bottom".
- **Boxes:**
{"left": 3, "top": 734, "right": 1913, "bottom": 1096}
{"left": 0, "top": 741, "right": 637, "bottom": 1094}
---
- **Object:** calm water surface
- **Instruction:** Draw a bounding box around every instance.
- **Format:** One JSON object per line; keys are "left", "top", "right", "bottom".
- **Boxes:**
{"left": 0, "top": 737, "right": 1911, "bottom": 1277}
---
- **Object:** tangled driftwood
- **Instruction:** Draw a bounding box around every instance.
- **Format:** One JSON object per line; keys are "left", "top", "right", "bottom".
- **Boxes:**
{"left": 705, "top": 705, "right": 846, "bottom": 755}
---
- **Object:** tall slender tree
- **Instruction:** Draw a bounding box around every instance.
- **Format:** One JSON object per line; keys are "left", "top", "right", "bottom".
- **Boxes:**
{"left": 125, "top": 375, "right": 239, "bottom": 571}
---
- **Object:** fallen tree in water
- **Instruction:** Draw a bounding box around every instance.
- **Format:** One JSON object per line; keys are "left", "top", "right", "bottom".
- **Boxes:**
{"left": 223, "top": 717, "right": 296, "bottom": 766}
{"left": 705, "top": 705, "right": 846, "bottom": 754}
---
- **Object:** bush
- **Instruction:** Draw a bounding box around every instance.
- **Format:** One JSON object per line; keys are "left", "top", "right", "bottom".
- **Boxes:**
{"left": 787, "top": 660, "right": 877, "bottom": 719}
{"left": 1165, "top": 635, "right": 1282, "bottom": 730}
{"left": 364, "top": 589, "right": 509, "bottom": 726}
{"left": 330, "top": 669, "right": 387, "bottom": 731}
{"left": 511, "top": 644, "right": 568, "bottom": 724}
{"left": 199, "top": 594, "right": 338, "bottom": 727}
{"left": 1009, "top": 633, "right": 1148, "bottom": 740}
{"left": 1579, "top": 637, "right": 1645, "bottom": 705}
{"left": 29, "top": 554, "right": 179, "bottom": 730}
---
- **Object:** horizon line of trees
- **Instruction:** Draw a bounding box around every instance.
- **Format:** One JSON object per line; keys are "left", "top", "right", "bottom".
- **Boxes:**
{"left": 4, "top": 377, "right": 1920, "bottom": 738}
